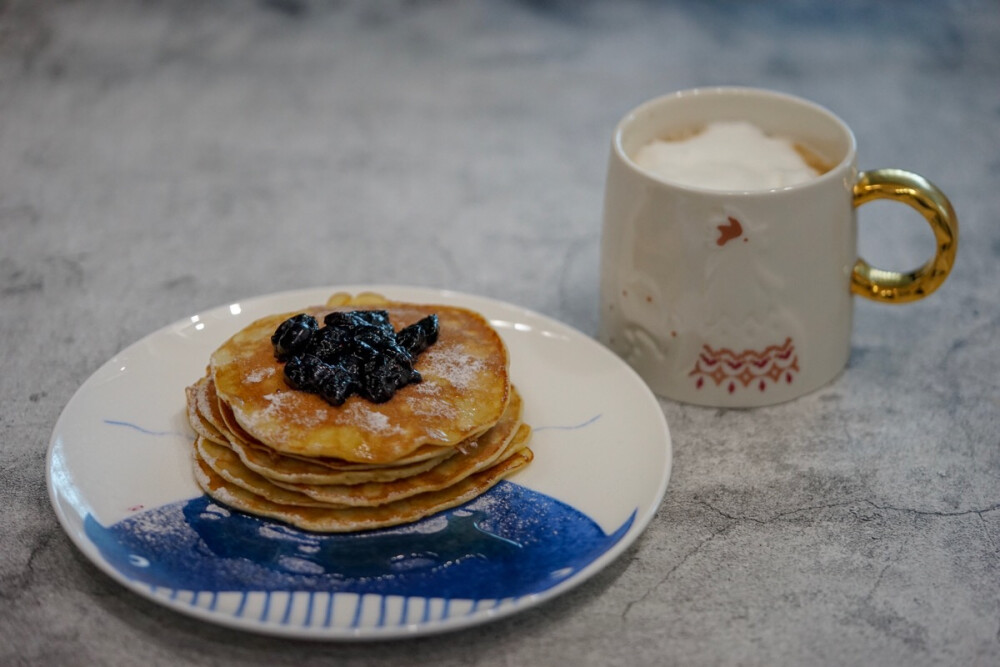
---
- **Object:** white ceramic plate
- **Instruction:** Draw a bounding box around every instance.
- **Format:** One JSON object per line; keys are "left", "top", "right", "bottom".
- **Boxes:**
{"left": 47, "top": 286, "right": 671, "bottom": 640}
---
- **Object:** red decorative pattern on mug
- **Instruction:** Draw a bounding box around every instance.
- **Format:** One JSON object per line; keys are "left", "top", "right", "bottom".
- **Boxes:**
{"left": 689, "top": 337, "right": 799, "bottom": 393}
{"left": 716, "top": 216, "right": 743, "bottom": 246}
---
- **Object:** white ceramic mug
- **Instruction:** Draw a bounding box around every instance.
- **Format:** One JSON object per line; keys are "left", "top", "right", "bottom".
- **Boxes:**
{"left": 598, "top": 87, "right": 958, "bottom": 407}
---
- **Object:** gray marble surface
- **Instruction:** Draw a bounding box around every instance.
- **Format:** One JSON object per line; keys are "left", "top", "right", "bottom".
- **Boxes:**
{"left": 2, "top": 1, "right": 999, "bottom": 664}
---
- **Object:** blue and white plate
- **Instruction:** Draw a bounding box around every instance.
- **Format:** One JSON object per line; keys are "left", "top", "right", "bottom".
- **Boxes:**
{"left": 47, "top": 286, "right": 672, "bottom": 640}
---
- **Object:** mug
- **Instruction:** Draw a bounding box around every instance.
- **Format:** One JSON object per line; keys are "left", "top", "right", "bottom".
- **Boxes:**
{"left": 598, "top": 87, "right": 957, "bottom": 407}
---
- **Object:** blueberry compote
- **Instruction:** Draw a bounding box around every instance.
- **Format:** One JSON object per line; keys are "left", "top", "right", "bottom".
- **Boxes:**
{"left": 270, "top": 310, "right": 439, "bottom": 405}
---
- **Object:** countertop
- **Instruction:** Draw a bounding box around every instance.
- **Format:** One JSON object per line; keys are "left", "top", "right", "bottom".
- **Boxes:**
{"left": 2, "top": 1, "right": 999, "bottom": 665}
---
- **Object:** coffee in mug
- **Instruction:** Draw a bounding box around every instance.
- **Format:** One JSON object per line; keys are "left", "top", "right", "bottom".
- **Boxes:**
{"left": 632, "top": 120, "right": 830, "bottom": 191}
{"left": 599, "top": 87, "right": 957, "bottom": 408}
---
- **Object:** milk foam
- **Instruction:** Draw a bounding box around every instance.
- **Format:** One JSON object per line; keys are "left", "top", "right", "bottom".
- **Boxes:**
{"left": 633, "top": 121, "right": 821, "bottom": 191}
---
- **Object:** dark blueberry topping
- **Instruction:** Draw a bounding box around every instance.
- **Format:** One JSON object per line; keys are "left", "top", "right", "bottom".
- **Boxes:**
{"left": 283, "top": 353, "right": 324, "bottom": 390}
{"left": 307, "top": 327, "right": 351, "bottom": 362}
{"left": 396, "top": 315, "right": 440, "bottom": 357}
{"left": 284, "top": 354, "right": 357, "bottom": 406}
{"left": 272, "top": 309, "right": 439, "bottom": 405}
{"left": 270, "top": 313, "right": 319, "bottom": 361}
{"left": 324, "top": 310, "right": 394, "bottom": 337}
{"left": 315, "top": 364, "right": 357, "bottom": 406}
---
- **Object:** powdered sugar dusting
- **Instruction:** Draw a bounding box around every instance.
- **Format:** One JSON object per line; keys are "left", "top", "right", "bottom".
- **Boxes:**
{"left": 422, "top": 346, "right": 484, "bottom": 390}
{"left": 243, "top": 391, "right": 326, "bottom": 432}
{"left": 390, "top": 514, "right": 449, "bottom": 535}
{"left": 243, "top": 366, "right": 276, "bottom": 385}
{"left": 263, "top": 390, "right": 296, "bottom": 409}
{"left": 338, "top": 402, "right": 404, "bottom": 436}
{"left": 405, "top": 395, "right": 457, "bottom": 420}
{"left": 411, "top": 380, "right": 442, "bottom": 396}
{"left": 456, "top": 439, "right": 480, "bottom": 456}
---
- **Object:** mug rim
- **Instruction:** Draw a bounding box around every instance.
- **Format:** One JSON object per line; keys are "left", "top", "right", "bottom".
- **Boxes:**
{"left": 612, "top": 86, "right": 858, "bottom": 196}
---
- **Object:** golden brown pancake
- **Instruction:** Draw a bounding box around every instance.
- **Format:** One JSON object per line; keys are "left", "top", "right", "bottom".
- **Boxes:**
{"left": 191, "top": 376, "right": 229, "bottom": 439}
{"left": 194, "top": 374, "right": 456, "bottom": 469}
{"left": 211, "top": 298, "right": 510, "bottom": 463}
{"left": 194, "top": 437, "right": 335, "bottom": 508}
{"left": 193, "top": 377, "right": 524, "bottom": 494}
{"left": 193, "top": 447, "right": 533, "bottom": 533}
{"left": 269, "top": 400, "right": 528, "bottom": 506}
{"left": 184, "top": 292, "right": 533, "bottom": 533}
{"left": 226, "top": 438, "right": 454, "bottom": 486}
{"left": 185, "top": 381, "right": 227, "bottom": 445}
{"left": 194, "top": 419, "right": 528, "bottom": 510}
{"left": 188, "top": 375, "right": 460, "bottom": 484}
{"left": 238, "top": 439, "right": 453, "bottom": 485}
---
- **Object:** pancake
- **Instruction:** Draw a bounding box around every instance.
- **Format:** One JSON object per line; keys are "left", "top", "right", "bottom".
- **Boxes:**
{"left": 188, "top": 374, "right": 461, "bottom": 484}
{"left": 269, "top": 396, "right": 527, "bottom": 506}
{"left": 194, "top": 418, "right": 528, "bottom": 510}
{"left": 273, "top": 423, "right": 531, "bottom": 506}
{"left": 191, "top": 376, "right": 229, "bottom": 440}
{"left": 211, "top": 297, "right": 510, "bottom": 463}
{"left": 183, "top": 292, "right": 533, "bottom": 533}
{"left": 194, "top": 437, "right": 334, "bottom": 508}
{"left": 215, "top": 385, "right": 457, "bottom": 469}
{"left": 227, "top": 437, "right": 454, "bottom": 486}
{"left": 195, "top": 374, "right": 456, "bottom": 469}
{"left": 194, "top": 377, "right": 523, "bottom": 492}
{"left": 185, "top": 381, "right": 227, "bottom": 445}
{"left": 193, "top": 446, "right": 534, "bottom": 533}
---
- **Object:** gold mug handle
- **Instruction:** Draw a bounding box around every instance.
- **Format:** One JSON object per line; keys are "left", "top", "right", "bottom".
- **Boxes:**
{"left": 851, "top": 168, "right": 958, "bottom": 303}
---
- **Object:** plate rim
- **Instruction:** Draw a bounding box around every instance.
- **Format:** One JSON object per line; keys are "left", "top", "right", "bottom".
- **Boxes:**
{"left": 46, "top": 284, "right": 672, "bottom": 640}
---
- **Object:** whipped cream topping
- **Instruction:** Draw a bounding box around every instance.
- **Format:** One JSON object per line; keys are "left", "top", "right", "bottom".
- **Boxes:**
{"left": 633, "top": 120, "right": 822, "bottom": 191}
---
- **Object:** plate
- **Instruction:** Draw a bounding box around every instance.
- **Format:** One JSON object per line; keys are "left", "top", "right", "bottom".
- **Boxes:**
{"left": 47, "top": 286, "right": 672, "bottom": 640}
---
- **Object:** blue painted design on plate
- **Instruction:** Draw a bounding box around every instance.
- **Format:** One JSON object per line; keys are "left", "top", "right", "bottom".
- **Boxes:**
{"left": 84, "top": 481, "right": 633, "bottom": 601}
{"left": 534, "top": 413, "right": 602, "bottom": 433}
{"left": 103, "top": 419, "right": 185, "bottom": 438}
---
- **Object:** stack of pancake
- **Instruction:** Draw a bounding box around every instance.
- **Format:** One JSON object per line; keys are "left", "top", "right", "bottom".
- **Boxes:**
{"left": 184, "top": 292, "right": 532, "bottom": 532}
